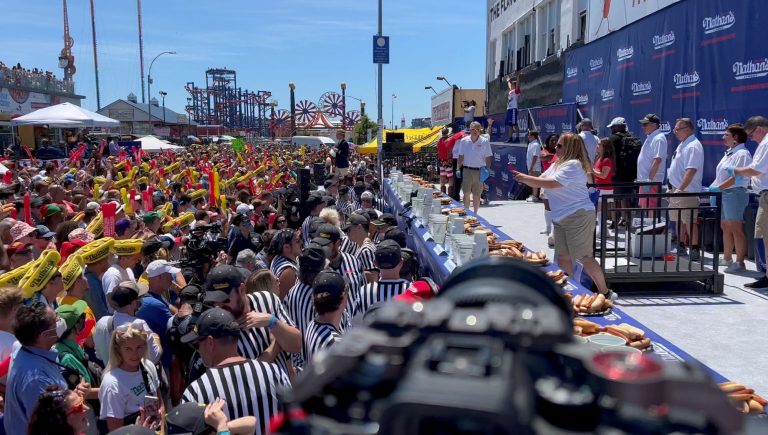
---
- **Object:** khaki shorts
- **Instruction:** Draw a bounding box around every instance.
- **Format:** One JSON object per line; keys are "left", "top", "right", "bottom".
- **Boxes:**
{"left": 461, "top": 168, "right": 483, "bottom": 197}
{"left": 553, "top": 209, "right": 595, "bottom": 261}
{"left": 336, "top": 167, "right": 349, "bottom": 177}
{"left": 667, "top": 195, "right": 700, "bottom": 224}
{"left": 755, "top": 191, "right": 768, "bottom": 239}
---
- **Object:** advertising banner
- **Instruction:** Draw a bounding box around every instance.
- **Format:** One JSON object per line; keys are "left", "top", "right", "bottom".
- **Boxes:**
{"left": 0, "top": 88, "right": 53, "bottom": 116}
{"left": 565, "top": 0, "right": 767, "bottom": 183}
{"left": 588, "top": 0, "right": 681, "bottom": 42}
{"left": 431, "top": 88, "right": 453, "bottom": 127}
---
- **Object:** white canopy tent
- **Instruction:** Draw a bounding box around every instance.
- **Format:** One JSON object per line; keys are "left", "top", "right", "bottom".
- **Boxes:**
{"left": 10, "top": 102, "right": 120, "bottom": 128}
{"left": 137, "top": 135, "right": 184, "bottom": 152}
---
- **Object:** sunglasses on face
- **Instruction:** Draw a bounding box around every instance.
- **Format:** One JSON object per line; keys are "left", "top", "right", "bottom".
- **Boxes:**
{"left": 67, "top": 395, "right": 87, "bottom": 415}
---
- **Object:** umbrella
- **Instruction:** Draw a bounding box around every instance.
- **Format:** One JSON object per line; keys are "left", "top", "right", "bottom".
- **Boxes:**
{"left": 10, "top": 102, "right": 120, "bottom": 128}
{"left": 137, "top": 135, "right": 184, "bottom": 152}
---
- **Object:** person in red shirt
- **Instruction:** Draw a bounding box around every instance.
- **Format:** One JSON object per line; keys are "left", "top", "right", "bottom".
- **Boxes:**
{"left": 593, "top": 138, "right": 616, "bottom": 220}
{"left": 436, "top": 128, "right": 453, "bottom": 194}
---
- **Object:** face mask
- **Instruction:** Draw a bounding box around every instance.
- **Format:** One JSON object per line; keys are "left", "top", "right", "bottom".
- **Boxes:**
{"left": 55, "top": 316, "right": 68, "bottom": 338}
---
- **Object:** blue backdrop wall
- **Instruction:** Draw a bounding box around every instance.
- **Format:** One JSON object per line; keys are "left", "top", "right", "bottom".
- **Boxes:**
{"left": 563, "top": 0, "right": 768, "bottom": 184}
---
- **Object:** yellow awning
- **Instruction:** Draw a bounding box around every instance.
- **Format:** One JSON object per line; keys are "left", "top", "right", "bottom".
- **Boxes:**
{"left": 358, "top": 126, "right": 444, "bottom": 154}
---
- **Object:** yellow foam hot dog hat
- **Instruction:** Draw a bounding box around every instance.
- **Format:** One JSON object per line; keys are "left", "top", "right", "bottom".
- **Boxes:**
{"left": 60, "top": 255, "right": 85, "bottom": 292}
{"left": 112, "top": 239, "right": 144, "bottom": 256}
{"left": 162, "top": 212, "right": 195, "bottom": 232}
{"left": 78, "top": 237, "right": 115, "bottom": 264}
{"left": 0, "top": 261, "right": 35, "bottom": 287}
{"left": 19, "top": 249, "right": 61, "bottom": 298}
{"left": 85, "top": 212, "right": 104, "bottom": 237}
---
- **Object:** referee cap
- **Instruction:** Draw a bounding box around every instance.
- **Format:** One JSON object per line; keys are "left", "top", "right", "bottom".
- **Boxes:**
{"left": 299, "top": 245, "right": 326, "bottom": 272}
{"left": 204, "top": 265, "right": 243, "bottom": 304}
{"left": 311, "top": 224, "right": 341, "bottom": 246}
{"left": 180, "top": 307, "right": 240, "bottom": 344}
{"left": 166, "top": 402, "right": 208, "bottom": 435}
{"left": 312, "top": 271, "right": 346, "bottom": 299}
{"left": 375, "top": 240, "right": 402, "bottom": 269}
{"left": 341, "top": 213, "right": 370, "bottom": 232}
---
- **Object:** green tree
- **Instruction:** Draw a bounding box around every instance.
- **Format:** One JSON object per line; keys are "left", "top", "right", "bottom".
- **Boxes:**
{"left": 353, "top": 114, "right": 378, "bottom": 145}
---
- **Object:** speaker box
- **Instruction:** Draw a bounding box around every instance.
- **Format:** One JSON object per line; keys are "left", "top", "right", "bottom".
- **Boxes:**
{"left": 297, "top": 168, "right": 311, "bottom": 219}
{"left": 386, "top": 132, "right": 405, "bottom": 143}
{"left": 313, "top": 163, "right": 325, "bottom": 185}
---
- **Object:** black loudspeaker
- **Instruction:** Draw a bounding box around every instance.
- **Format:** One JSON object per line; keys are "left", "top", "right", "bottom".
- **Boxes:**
{"left": 298, "top": 168, "right": 311, "bottom": 219}
{"left": 386, "top": 132, "right": 405, "bottom": 143}
{"left": 382, "top": 142, "right": 413, "bottom": 156}
{"left": 313, "top": 163, "right": 325, "bottom": 185}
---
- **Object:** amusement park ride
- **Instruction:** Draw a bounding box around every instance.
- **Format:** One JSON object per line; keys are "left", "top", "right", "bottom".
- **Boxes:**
{"left": 185, "top": 72, "right": 362, "bottom": 139}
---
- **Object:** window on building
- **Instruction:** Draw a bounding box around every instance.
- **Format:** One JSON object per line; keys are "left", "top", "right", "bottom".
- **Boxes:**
{"left": 579, "top": 10, "right": 587, "bottom": 42}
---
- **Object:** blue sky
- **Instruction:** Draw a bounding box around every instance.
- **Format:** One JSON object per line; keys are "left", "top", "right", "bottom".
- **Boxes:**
{"left": 1, "top": 0, "right": 486, "bottom": 128}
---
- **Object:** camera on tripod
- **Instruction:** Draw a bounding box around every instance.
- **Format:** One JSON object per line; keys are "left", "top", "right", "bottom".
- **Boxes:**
{"left": 275, "top": 257, "right": 748, "bottom": 435}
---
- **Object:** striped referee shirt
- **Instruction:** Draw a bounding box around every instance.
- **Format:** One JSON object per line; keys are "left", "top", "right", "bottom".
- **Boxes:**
{"left": 182, "top": 359, "right": 290, "bottom": 435}
{"left": 303, "top": 320, "right": 341, "bottom": 365}
{"left": 270, "top": 255, "right": 298, "bottom": 279}
{"left": 340, "top": 235, "right": 357, "bottom": 255}
{"left": 330, "top": 252, "right": 366, "bottom": 306}
{"left": 300, "top": 215, "right": 317, "bottom": 247}
{"left": 352, "top": 278, "right": 411, "bottom": 317}
{"left": 285, "top": 280, "right": 314, "bottom": 335}
{"left": 339, "top": 238, "right": 376, "bottom": 271}
{"left": 337, "top": 199, "right": 355, "bottom": 219}
{"left": 236, "top": 292, "right": 296, "bottom": 374}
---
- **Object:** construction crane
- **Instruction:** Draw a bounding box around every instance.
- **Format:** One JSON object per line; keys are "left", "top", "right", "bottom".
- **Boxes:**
{"left": 58, "top": 0, "right": 76, "bottom": 82}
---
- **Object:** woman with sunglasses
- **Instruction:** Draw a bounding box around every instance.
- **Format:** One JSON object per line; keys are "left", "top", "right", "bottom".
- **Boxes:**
{"left": 27, "top": 385, "right": 89, "bottom": 435}
{"left": 512, "top": 132, "right": 616, "bottom": 302}
{"left": 98, "top": 321, "right": 162, "bottom": 432}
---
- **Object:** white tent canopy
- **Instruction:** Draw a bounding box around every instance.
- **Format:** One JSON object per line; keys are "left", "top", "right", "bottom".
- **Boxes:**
{"left": 10, "top": 102, "right": 120, "bottom": 128}
{"left": 137, "top": 135, "right": 184, "bottom": 152}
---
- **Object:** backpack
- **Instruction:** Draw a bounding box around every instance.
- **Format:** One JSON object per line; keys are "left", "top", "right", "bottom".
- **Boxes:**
{"left": 615, "top": 132, "right": 643, "bottom": 181}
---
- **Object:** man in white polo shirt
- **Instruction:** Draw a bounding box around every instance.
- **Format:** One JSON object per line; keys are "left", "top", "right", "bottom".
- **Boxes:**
{"left": 637, "top": 114, "right": 668, "bottom": 208}
{"left": 668, "top": 118, "right": 704, "bottom": 261}
{"left": 730, "top": 116, "right": 768, "bottom": 288}
{"left": 457, "top": 121, "right": 492, "bottom": 214}
{"left": 578, "top": 118, "right": 599, "bottom": 165}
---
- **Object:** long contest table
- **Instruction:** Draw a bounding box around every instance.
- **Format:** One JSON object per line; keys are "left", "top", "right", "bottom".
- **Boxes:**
{"left": 383, "top": 179, "right": 727, "bottom": 382}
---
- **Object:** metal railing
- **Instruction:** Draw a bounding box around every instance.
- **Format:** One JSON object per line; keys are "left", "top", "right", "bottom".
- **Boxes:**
{"left": 592, "top": 183, "right": 723, "bottom": 294}
{"left": 382, "top": 149, "right": 439, "bottom": 183}
{"left": 0, "top": 65, "right": 75, "bottom": 94}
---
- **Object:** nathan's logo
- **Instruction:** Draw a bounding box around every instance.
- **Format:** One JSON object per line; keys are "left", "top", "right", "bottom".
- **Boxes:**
{"left": 501, "top": 171, "right": 509, "bottom": 182}
{"left": 508, "top": 155, "right": 517, "bottom": 165}
{"left": 601, "top": 88, "right": 615, "bottom": 102}
{"left": 702, "top": 11, "right": 735, "bottom": 34}
{"left": 660, "top": 121, "right": 672, "bottom": 134}
{"left": 697, "top": 118, "right": 729, "bottom": 135}
{"left": 589, "top": 57, "right": 604, "bottom": 71}
{"left": 561, "top": 122, "right": 572, "bottom": 131}
{"left": 653, "top": 31, "right": 675, "bottom": 50}
{"left": 733, "top": 58, "right": 768, "bottom": 80}
{"left": 518, "top": 118, "right": 529, "bottom": 130}
{"left": 566, "top": 67, "right": 578, "bottom": 78}
{"left": 575, "top": 94, "right": 589, "bottom": 104}
{"left": 673, "top": 71, "right": 700, "bottom": 89}
{"left": 496, "top": 186, "right": 504, "bottom": 197}
{"left": 631, "top": 81, "right": 652, "bottom": 96}
{"left": 493, "top": 152, "right": 502, "bottom": 162}
{"left": 544, "top": 123, "right": 555, "bottom": 133}
{"left": 617, "top": 46, "right": 634, "bottom": 62}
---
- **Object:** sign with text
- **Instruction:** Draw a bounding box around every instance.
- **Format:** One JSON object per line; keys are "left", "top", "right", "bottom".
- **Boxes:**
{"left": 431, "top": 87, "right": 454, "bottom": 127}
{"left": 373, "top": 36, "right": 390, "bottom": 64}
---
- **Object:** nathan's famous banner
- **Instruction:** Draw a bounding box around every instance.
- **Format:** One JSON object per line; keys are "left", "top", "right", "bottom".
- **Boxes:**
{"left": 564, "top": 0, "right": 767, "bottom": 184}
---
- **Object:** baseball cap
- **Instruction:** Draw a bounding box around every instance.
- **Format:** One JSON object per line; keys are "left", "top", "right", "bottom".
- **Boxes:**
{"left": 55, "top": 300, "right": 88, "bottom": 333}
{"left": 179, "top": 284, "right": 202, "bottom": 303}
{"left": 360, "top": 191, "right": 374, "bottom": 200}
{"left": 372, "top": 213, "right": 396, "bottom": 227}
{"left": 180, "top": 307, "right": 240, "bottom": 344}
{"left": 299, "top": 245, "right": 326, "bottom": 272}
{"left": 35, "top": 225, "right": 55, "bottom": 239}
{"left": 110, "top": 281, "right": 149, "bottom": 308}
{"left": 312, "top": 271, "right": 346, "bottom": 299}
{"left": 306, "top": 194, "right": 325, "bottom": 210}
{"left": 323, "top": 179, "right": 338, "bottom": 189}
{"left": 115, "top": 218, "right": 132, "bottom": 236}
{"left": 312, "top": 223, "right": 341, "bottom": 246}
{"left": 640, "top": 114, "right": 661, "bottom": 125}
{"left": 203, "top": 265, "right": 244, "bottom": 303}
{"left": 394, "top": 278, "right": 440, "bottom": 303}
{"left": 146, "top": 259, "right": 181, "bottom": 278}
{"left": 41, "top": 204, "right": 62, "bottom": 218}
{"left": 375, "top": 239, "right": 402, "bottom": 269}
{"left": 142, "top": 211, "right": 162, "bottom": 224}
{"left": 341, "top": 213, "right": 370, "bottom": 232}
{"left": 85, "top": 202, "right": 100, "bottom": 212}
{"left": 165, "top": 402, "right": 209, "bottom": 435}
{"left": 384, "top": 227, "right": 407, "bottom": 248}
{"left": 236, "top": 203, "right": 254, "bottom": 215}
{"left": 606, "top": 117, "right": 626, "bottom": 128}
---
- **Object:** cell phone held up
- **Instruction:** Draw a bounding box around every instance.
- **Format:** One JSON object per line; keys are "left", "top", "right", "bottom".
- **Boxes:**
{"left": 144, "top": 395, "right": 160, "bottom": 421}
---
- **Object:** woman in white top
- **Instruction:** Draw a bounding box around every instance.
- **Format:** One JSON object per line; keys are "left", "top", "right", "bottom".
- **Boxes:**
{"left": 513, "top": 133, "right": 616, "bottom": 301}
{"left": 708, "top": 124, "right": 753, "bottom": 273}
{"left": 98, "top": 321, "right": 162, "bottom": 432}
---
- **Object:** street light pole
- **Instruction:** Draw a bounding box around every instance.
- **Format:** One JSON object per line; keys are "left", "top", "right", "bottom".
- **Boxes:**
{"left": 390, "top": 94, "right": 397, "bottom": 129}
{"left": 425, "top": 86, "right": 438, "bottom": 95}
{"left": 376, "top": 0, "right": 383, "bottom": 175}
{"left": 147, "top": 50, "right": 176, "bottom": 135}
{"left": 159, "top": 91, "right": 167, "bottom": 126}
{"left": 436, "top": 76, "right": 456, "bottom": 89}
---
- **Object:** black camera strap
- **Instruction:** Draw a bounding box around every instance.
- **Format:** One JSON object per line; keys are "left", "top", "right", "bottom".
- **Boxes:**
{"left": 138, "top": 360, "right": 154, "bottom": 396}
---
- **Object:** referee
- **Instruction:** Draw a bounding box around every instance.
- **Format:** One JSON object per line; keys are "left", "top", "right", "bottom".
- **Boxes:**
{"left": 203, "top": 265, "right": 301, "bottom": 372}
{"left": 311, "top": 224, "right": 366, "bottom": 304}
{"left": 181, "top": 307, "right": 290, "bottom": 435}
{"left": 285, "top": 245, "right": 326, "bottom": 335}
{"left": 352, "top": 240, "right": 410, "bottom": 317}
{"left": 301, "top": 194, "right": 326, "bottom": 247}
{"left": 304, "top": 271, "right": 346, "bottom": 365}
{"left": 340, "top": 213, "right": 377, "bottom": 282}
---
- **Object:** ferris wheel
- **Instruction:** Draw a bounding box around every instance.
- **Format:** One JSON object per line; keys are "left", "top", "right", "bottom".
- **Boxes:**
{"left": 294, "top": 100, "right": 317, "bottom": 125}
{"left": 270, "top": 109, "right": 290, "bottom": 136}
{"left": 345, "top": 110, "right": 361, "bottom": 129}
{"left": 319, "top": 92, "right": 345, "bottom": 118}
